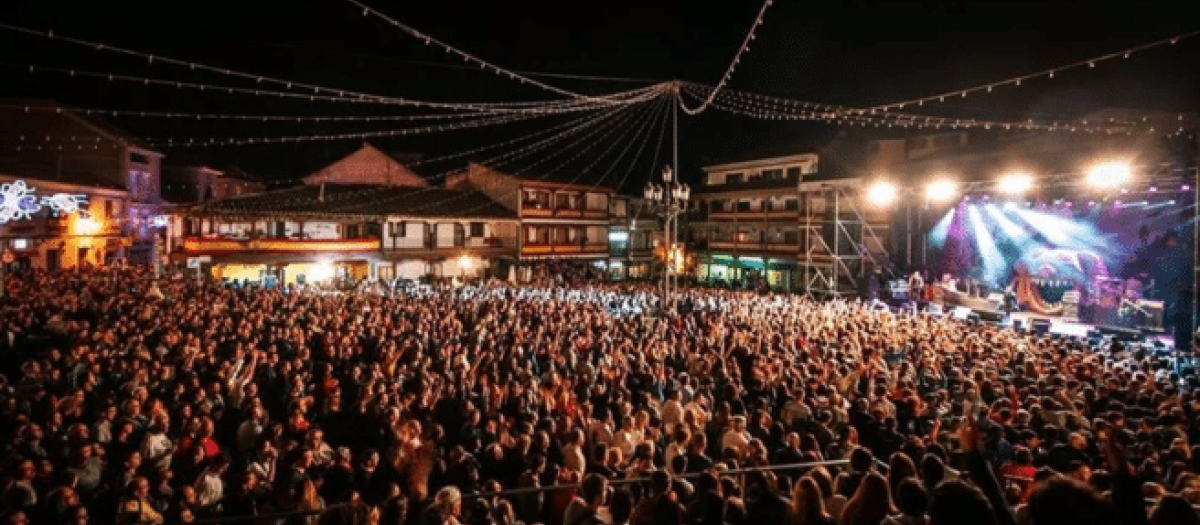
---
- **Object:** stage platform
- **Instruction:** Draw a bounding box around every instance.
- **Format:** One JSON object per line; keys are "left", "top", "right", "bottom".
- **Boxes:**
{"left": 1002, "top": 312, "right": 1174, "bottom": 350}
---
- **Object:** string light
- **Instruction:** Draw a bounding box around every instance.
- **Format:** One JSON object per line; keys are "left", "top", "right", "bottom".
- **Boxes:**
{"left": 204, "top": 99, "right": 653, "bottom": 217}
{"left": 858, "top": 30, "right": 1199, "bottom": 113}
{"left": 337, "top": 0, "right": 602, "bottom": 101}
{"left": 678, "top": 0, "right": 775, "bottom": 115}
{"left": 0, "top": 23, "right": 656, "bottom": 112}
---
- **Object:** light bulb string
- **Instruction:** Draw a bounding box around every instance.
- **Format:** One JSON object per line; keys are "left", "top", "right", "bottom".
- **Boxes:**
{"left": 589, "top": 93, "right": 672, "bottom": 196}
{"left": 690, "top": 83, "right": 1155, "bottom": 134}
{"left": 854, "top": 30, "right": 1200, "bottom": 114}
{"left": 0, "top": 22, "right": 659, "bottom": 111}
{"left": 418, "top": 91, "right": 668, "bottom": 218}
{"left": 145, "top": 111, "right": 549, "bottom": 148}
{"left": 340, "top": 0, "right": 600, "bottom": 102}
{"left": 678, "top": 0, "right": 775, "bottom": 116}
{"left": 312, "top": 99, "right": 654, "bottom": 215}
{"left": 227, "top": 99, "right": 645, "bottom": 215}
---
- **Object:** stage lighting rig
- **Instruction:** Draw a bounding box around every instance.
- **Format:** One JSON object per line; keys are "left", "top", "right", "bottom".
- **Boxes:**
{"left": 925, "top": 179, "right": 957, "bottom": 203}
{"left": 867, "top": 180, "right": 898, "bottom": 207}
{"left": 1087, "top": 162, "right": 1132, "bottom": 189}
{"left": 998, "top": 172, "right": 1035, "bottom": 195}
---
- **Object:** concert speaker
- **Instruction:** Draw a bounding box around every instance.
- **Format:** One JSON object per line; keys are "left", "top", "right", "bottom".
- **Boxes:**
{"left": 1098, "top": 326, "right": 1144, "bottom": 343}
{"left": 1032, "top": 319, "right": 1052, "bottom": 336}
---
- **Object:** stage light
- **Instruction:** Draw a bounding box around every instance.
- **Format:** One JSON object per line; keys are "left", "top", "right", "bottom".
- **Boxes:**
{"left": 924, "top": 179, "right": 957, "bottom": 202}
{"left": 1086, "top": 161, "right": 1132, "bottom": 189}
{"left": 998, "top": 172, "right": 1034, "bottom": 195}
{"left": 1183, "top": 185, "right": 1191, "bottom": 191}
{"left": 866, "top": 181, "right": 898, "bottom": 207}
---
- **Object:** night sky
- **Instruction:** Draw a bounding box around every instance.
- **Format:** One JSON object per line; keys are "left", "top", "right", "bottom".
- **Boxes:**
{"left": 1, "top": 0, "right": 1196, "bottom": 191}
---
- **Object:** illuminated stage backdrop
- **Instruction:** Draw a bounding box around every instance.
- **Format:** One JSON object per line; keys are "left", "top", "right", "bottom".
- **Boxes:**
{"left": 924, "top": 197, "right": 1193, "bottom": 303}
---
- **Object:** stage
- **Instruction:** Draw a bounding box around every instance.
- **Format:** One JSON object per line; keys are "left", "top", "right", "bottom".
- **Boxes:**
{"left": 991, "top": 311, "right": 1172, "bottom": 350}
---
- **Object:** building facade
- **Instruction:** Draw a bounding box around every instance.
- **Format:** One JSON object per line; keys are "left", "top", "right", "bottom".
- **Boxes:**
{"left": 173, "top": 144, "right": 518, "bottom": 284}
{"left": 0, "top": 173, "right": 134, "bottom": 270}
{"left": 0, "top": 100, "right": 166, "bottom": 267}
{"left": 446, "top": 163, "right": 613, "bottom": 263}
{"left": 604, "top": 196, "right": 660, "bottom": 281}
{"left": 688, "top": 153, "right": 891, "bottom": 295}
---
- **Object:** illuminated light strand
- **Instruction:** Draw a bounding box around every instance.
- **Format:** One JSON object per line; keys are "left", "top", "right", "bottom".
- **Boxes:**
{"left": 339, "top": 0, "right": 596, "bottom": 101}
{"left": 678, "top": 0, "right": 775, "bottom": 116}
{"left": 421, "top": 92, "right": 669, "bottom": 217}
{"left": 147, "top": 83, "right": 665, "bottom": 148}
{"left": 1, "top": 84, "right": 667, "bottom": 154}
{"left": 321, "top": 97, "right": 659, "bottom": 216}
{"left": 689, "top": 83, "right": 1155, "bottom": 135}
{"left": 687, "top": 82, "right": 1187, "bottom": 137}
{"left": 857, "top": 30, "right": 1200, "bottom": 114}
{"left": 0, "top": 22, "right": 651, "bottom": 111}
{"left": 210, "top": 101, "right": 646, "bottom": 216}
{"left": 2, "top": 104, "right": 553, "bottom": 123}
{"left": 592, "top": 93, "right": 672, "bottom": 195}
{"left": 146, "top": 111, "right": 554, "bottom": 148}
{"left": 7, "top": 61, "right": 664, "bottom": 114}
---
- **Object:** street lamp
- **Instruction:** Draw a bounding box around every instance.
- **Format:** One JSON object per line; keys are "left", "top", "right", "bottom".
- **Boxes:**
{"left": 644, "top": 165, "right": 690, "bottom": 314}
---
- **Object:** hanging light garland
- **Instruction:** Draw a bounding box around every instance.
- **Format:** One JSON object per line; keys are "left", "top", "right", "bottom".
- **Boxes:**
{"left": 854, "top": 30, "right": 1199, "bottom": 114}
{"left": 678, "top": 0, "right": 774, "bottom": 116}
{"left": 211, "top": 99, "right": 650, "bottom": 216}
{"left": 7, "top": 60, "right": 662, "bottom": 114}
{"left": 402, "top": 94, "right": 669, "bottom": 217}
{"left": 0, "top": 22, "right": 656, "bottom": 113}
{"left": 146, "top": 111, "right": 553, "bottom": 148}
{"left": 339, "top": 0, "right": 606, "bottom": 102}
{"left": 685, "top": 82, "right": 1164, "bottom": 135}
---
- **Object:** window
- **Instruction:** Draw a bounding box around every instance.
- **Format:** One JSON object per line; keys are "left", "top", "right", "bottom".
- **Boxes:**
{"left": 736, "top": 200, "right": 752, "bottom": 212}
{"left": 786, "top": 167, "right": 801, "bottom": 179}
{"left": 12, "top": 239, "right": 28, "bottom": 250}
{"left": 762, "top": 169, "right": 783, "bottom": 180}
{"left": 469, "top": 222, "right": 485, "bottom": 237}
{"left": 104, "top": 200, "right": 113, "bottom": 218}
{"left": 389, "top": 222, "right": 404, "bottom": 237}
{"left": 784, "top": 230, "right": 800, "bottom": 244}
{"left": 784, "top": 199, "right": 799, "bottom": 211}
{"left": 727, "top": 173, "right": 744, "bottom": 185}
{"left": 129, "top": 152, "right": 149, "bottom": 165}
{"left": 345, "top": 224, "right": 360, "bottom": 238}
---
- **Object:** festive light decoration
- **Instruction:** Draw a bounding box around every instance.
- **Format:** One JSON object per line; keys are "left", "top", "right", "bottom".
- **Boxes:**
{"left": 0, "top": 180, "right": 42, "bottom": 223}
{"left": 149, "top": 215, "right": 170, "bottom": 227}
{"left": 856, "top": 30, "right": 1199, "bottom": 114}
{"left": 678, "top": 0, "right": 775, "bottom": 115}
{"left": 0, "top": 23, "right": 658, "bottom": 113}
{"left": 339, "top": 0, "right": 598, "bottom": 101}
{"left": 0, "top": 180, "right": 92, "bottom": 224}
{"left": 41, "top": 193, "right": 88, "bottom": 214}
{"left": 8, "top": 61, "right": 661, "bottom": 114}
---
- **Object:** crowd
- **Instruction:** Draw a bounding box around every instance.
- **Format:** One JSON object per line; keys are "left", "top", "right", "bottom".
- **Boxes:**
{"left": 2, "top": 265, "right": 1200, "bottom": 525}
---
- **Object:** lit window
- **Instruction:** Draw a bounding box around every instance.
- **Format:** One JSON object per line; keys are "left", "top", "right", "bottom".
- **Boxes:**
{"left": 12, "top": 239, "right": 28, "bottom": 250}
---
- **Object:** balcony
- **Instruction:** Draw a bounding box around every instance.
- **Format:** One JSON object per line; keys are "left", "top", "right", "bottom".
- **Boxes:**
{"left": 521, "top": 242, "right": 609, "bottom": 257}
{"left": 383, "top": 237, "right": 516, "bottom": 259}
{"left": 521, "top": 203, "right": 608, "bottom": 220}
{"left": 183, "top": 237, "right": 379, "bottom": 255}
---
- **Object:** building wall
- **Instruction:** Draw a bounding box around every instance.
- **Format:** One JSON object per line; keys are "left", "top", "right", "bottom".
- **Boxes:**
{"left": 0, "top": 173, "right": 132, "bottom": 270}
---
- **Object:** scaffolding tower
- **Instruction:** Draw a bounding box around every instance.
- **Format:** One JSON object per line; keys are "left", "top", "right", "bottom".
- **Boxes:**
{"left": 801, "top": 183, "right": 893, "bottom": 298}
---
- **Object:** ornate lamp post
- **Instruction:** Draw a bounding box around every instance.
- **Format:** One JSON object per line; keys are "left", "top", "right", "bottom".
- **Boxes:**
{"left": 644, "top": 165, "right": 690, "bottom": 313}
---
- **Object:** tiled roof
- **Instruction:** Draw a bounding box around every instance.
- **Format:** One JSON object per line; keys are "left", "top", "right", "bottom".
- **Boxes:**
{"left": 184, "top": 184, "right": 517, "bottom": 220}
